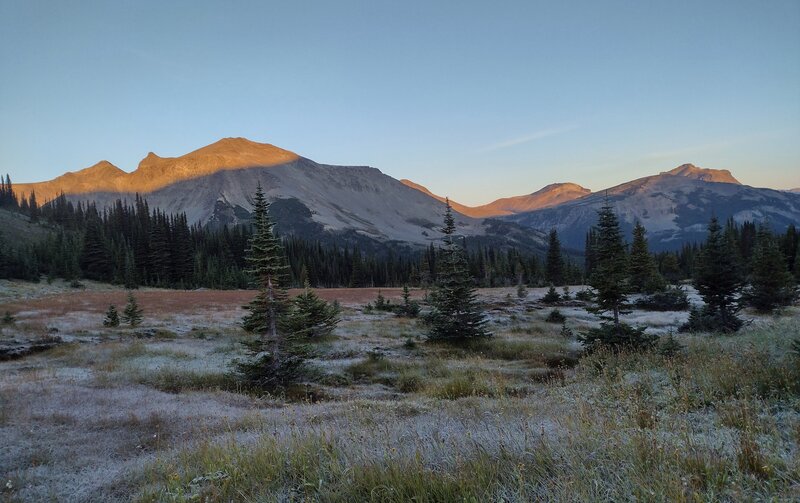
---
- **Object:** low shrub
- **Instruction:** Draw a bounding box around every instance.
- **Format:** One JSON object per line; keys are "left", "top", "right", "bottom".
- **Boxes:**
{"left": 545, "top": 309, "right": 566, "bottom": 323}
{"left": 578, "top": 322, "right": 657, "bottom": 353}
{"left": 541, "top": 285, "right": 561, "bottom": 304}
{"left": 634, "top": 286, "right": 690, "bottom": 311}
{"left": 680, "top": 306, "right": 743, "bottom": 334}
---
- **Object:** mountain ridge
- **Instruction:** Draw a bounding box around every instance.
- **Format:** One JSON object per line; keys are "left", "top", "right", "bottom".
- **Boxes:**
{"left": 400, "top": 180, "right": 591, "bottom": 217}
{"left": 16, "top": 137, "right": 299, "bottom": 203}
{"left": 11, "top": 137, "right": 799, "bottom": 252}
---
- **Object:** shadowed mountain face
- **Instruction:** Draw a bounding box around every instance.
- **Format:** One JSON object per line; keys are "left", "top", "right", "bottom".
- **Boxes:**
{"left": 506, "top": 166, "right": 800, "bottom": 251}
{"left": 15, "top": 138, "right": 548, "bottom": 252}
{"left": 14, "top": 139, "right": 798, "bottom": 253}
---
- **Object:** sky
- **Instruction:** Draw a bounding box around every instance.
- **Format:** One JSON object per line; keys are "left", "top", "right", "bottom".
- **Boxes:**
{"left": 1, "top": 0, "right": 798, "bottom": 205}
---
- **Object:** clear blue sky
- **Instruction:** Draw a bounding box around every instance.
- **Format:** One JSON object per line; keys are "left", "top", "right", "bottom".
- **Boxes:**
{"left": 1, "top": 0, "right": 798, "bottom": 204}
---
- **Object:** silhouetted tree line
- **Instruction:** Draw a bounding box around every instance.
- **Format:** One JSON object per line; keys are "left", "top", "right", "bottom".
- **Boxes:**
{"left": 2, "top": 172, "right": 797, "bottom": 292}
{"left": 0, "top": 175, "right": 568, "bottom": 288}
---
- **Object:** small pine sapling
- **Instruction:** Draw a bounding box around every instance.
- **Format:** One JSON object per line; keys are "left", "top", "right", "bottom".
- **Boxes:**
{"left": 2, "top": 311, "right": 15, "bottom": 325}
{"left": 122, "top": 292, "right": 144, "bottom": 327}
{"left": 103, "top": 305, "right": 120, "bottom": 327}
{"left": 546, "top": 308, "right": 566, "bottom": 323}
{"left": 397, "top": 285, "right": 421, "bottom": 318}
{"left": 541, "top": 285, "right": 561, "bottom": 304}
{"left": 658, "top": 331, "right": 684, "bottom": 358}
{"left": 560, "top": 322, "right": 574, "bottom": 339}
{"left": 516, "top": 282, "right": 528, "bottom": 299}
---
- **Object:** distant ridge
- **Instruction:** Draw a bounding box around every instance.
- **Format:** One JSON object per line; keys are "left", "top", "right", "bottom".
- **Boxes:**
{"left": 16, "top": 138, "right": 298, "bottom": 203}
{"left": 11, "top": 138, "right": 800, "bottom": 251}
{"left": 662, "top": 163, "right": 740, "bottom": 184}
{"left": 401, "top": 180, "right": 591, "bottom": 218}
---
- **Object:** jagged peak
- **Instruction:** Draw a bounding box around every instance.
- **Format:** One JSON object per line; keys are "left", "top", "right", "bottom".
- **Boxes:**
{"left": 663, "top": 163, "right": 740, "bottom": 184}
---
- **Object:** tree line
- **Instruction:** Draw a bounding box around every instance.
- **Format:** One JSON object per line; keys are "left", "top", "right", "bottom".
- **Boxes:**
{"left": 1, "top": 173, "right": 798, "bottom": 297}
{"left": 0, "top": 174, "right": 571, "bottom": 288}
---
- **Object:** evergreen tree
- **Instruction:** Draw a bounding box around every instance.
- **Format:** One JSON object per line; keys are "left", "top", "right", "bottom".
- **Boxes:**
{"left": 397, "top": 285, "right": 421, "bottom": 317}
{"left": 684, "top": 216, "right": 744, "bottom": 333}
{"left": 579, "top": 200, "right": 655, "bottom": 351}
{"left": 426, "top": 200, "right": 489, "bottom": 342}
{"left": 795, "top": 252, "right": 800, "bottom": 283}
{"left": 628, "top": 220, "right": 664, "bottom": 293}
{"left": 349, "top": 247, "right": 368, "bottom": 287}
{"left": 744, "top": 225, "right": 797, "bottom": 312}
{"left": 541, "top": 284, "right": 561, "bottom": 304}
{"left": 241, "top": 184, "right": 290, "bottom": 337}
{"left": 584, "top": 228, "right": 598, "bottom": 279}
{"left": 103, "top": 304, "right": 120, "bottom": 327}
{"left": 123, "top": 249, "right": 138, "bottom": 289}
{"left": 545, "top": 228, "right": 564, "bottom": 286}
{"left": 79, "top": 210, "right": 112, "bottom": 281}
{"left": 516, "top": 281, "right": 528, "bottom": 299}
{"left": 121, "top": 292, "right": 143, "bottom": 327}
{"left": 282, "top": 281, "right": 340, "bottom": 339}
{"left": 2, "top": 311, "right": 15, "bottom": 325}
{"left": 659, "top": 253, "right": 681, "bottom": 284}
{"left": 236, "top": 184, "right": 306, "bottom": 391}
{"left": 587, "top": 200, "right": 629, "bottom": 326}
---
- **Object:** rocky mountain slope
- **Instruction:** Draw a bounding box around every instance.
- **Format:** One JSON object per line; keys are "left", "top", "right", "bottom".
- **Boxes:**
{"left": 15, "top": 138, "right": 547, "bottom": 252}
{"left": 506, "top": 164, "right": 800, "bottom": 250}
{"left": 15, "top": 140, "right": 798, "bottom": 253}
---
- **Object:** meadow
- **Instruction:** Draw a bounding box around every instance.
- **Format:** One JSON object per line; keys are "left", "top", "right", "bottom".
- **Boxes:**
{"left": 1, "top": 281, "right": 798, "bottom": 502}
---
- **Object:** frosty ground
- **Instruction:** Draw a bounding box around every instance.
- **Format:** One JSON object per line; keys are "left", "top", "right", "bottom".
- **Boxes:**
{"left": 0, "top": 281, "right": 798, "bottom": 502}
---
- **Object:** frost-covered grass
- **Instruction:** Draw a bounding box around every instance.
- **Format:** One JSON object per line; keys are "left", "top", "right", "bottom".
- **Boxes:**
{"left": 1, "top": 286, "right": 798, "bottom": 501}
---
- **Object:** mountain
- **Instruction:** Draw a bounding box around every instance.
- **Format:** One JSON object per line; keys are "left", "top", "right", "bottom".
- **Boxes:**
{"left": 15, "top": 138, "right": 548, "bottom": 253}
{"left": 506, "top": 164, "right": 800, "bottom": 251}
{"left": 16, "top": 138, "right": 298, "bottom": 203}
{"left": 662, "top": 163, "right": 740, "bottom": 184}
{"left": 400, "top": 180, "right": 591, "bottom": 217}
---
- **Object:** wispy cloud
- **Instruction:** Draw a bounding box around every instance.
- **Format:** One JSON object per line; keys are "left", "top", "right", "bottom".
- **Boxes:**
{"left": 478, "top": 125, "right": 578, "bottom": 153}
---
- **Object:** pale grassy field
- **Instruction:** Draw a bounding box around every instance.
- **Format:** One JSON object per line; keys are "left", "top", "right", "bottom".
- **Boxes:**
{"left": 0, "top": 281, "right": 798, "bottom": 502}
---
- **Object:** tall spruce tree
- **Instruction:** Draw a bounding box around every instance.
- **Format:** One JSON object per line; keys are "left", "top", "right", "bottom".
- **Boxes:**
{"left": 745, "top": 224, "right": 797, "bottom": 312}
{"left": 628, "top": 220, "right": 664, "bottom": 293}
{"left": 685, "top": 216, "right": 744, "bottom": 332}
{"left": 579, "top": 200, "right": 654, "bottom": 351}
{"left": 241, "top": 184, "right": 290, "bottom": 337}
{"left": 426, "top": 199, "right": 489, "bottom": 342}
{"left": 588, "top": 201, "right": 629, "bottom": 325}
{"left": 236, "top": 184, "right": 305, "bottom": 390}
{"left": 545, "top": 228, "right": 564, "bottom": 286}
{"left": 584, "top": 228, "right": 598, "bottom": 280}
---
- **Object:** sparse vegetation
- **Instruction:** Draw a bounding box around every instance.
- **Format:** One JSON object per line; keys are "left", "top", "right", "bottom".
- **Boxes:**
{"left": 103, "top": 304, "right": 120, "bottom": 327}
{"left": 541, "top": 285, "right": 561, "bottom": 304}
{"left": 634, "top": 286, "right": 690, "bottom": 311}
{"left": 545, "top": 308, "right": 566, "bottom": 323}
{"left": 121, "top": 292, "right": 143, "bottom": 327}
{"left": 2, "top": 282, "right": 799, "bottom": 501}
{"left": 395, "top": 285, "right": 421, "bottom": 318}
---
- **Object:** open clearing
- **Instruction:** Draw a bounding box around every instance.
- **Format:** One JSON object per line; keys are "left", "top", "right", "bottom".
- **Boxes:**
{"left": 1, "top": 281, "right": 798, "bottom": 501}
